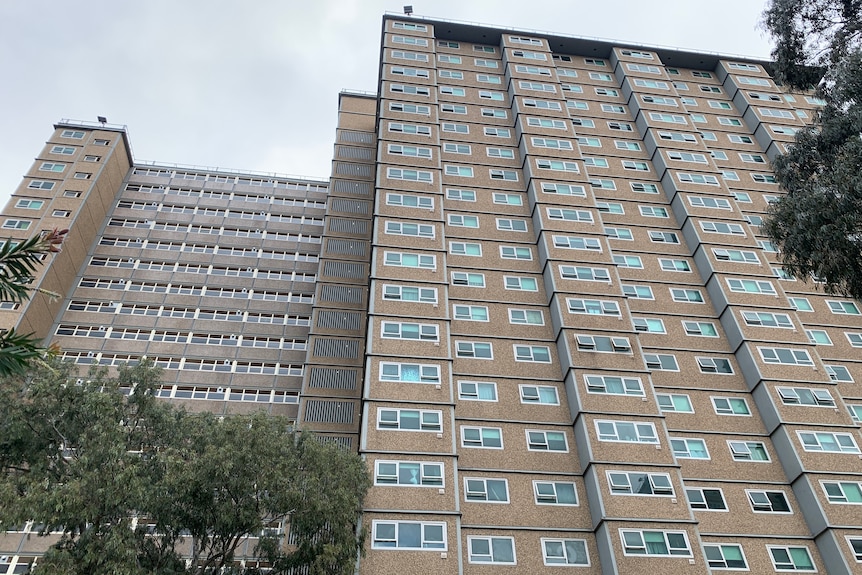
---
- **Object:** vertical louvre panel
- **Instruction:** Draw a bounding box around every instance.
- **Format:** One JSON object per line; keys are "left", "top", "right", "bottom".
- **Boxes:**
{"left": 308, "top": 367, "right": 358, "bottom": 390}
{"left": 316, "top": 310, "right": 362, "bottom": 331}
{"left": 304, "top": 400, "right": 355, "bottom": 423}
{"left": 318, "top": 285, "right": 365, "bottom": 304}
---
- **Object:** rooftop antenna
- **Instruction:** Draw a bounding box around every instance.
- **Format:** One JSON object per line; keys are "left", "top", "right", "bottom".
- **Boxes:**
{"left": 97, "top": 116, "right": 107, "bottom": 126}
{"left": 403, "top": 5, "right": 413, "bottom": 15}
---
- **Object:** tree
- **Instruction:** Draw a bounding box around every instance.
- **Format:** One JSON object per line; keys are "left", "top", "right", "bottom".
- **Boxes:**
{"left": 761, "top": 0, "right": 862, "bottom": 299}
{"left": 0, "top": 358, "right": 369, "bottom": 575}
{"left": 0, "top": 228, "right": 68, "bottom": 376}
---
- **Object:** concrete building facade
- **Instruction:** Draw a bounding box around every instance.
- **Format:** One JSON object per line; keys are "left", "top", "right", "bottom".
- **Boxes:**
{"left": 1, "top": 13, "right": 862, "bottom": 575}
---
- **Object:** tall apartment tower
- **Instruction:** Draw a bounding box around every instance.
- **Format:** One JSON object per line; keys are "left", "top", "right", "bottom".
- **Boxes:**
{"left": 2, "top": 13, "right": 862, "bottom": 575}
{"left": 356, "top": 15, "right": 862, "bottom": 575}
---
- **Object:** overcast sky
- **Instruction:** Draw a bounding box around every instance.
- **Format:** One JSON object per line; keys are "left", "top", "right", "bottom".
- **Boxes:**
{"left": 0, "top": 0, "right": 773, "bottom": 204}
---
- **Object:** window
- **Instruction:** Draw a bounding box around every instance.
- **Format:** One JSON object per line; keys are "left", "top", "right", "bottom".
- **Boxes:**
{"left": 481, "top": 107, "right": 507, "bottom": 118}
{"left": 449, "top": 241, "right": 482, "bottom": 257}
{"left": 473, "top": 58, "right": 500, "bottom": 69}
{"left": 450, "top": 271, "right": 481, "bottom": 288}
{"left": 670, "top": 288, "right": 704, "bottom": 303}
{"left": 489, "top": 169, "right": 518, "bottom": 181}
{"left": 571, "top": 118, "right": 595, "bottom": 128}
{"left": 28, "top": 180, "right": 55, "bottom": 190}
{"left": 687, "top": 487, "right": 727, "bottom": 510}
{"left": 712, "top": 396, "right": 751, "bottom": 416}
{"left": 678, "top": 172, "right": 719, "bottom": 185}
{"left": 446, "top": 189, "right": 476, "bottom": 203}
{"left": 50, "top": 145, "right": 76, "bottom": 154}
{"left": 822, "top": 480, "right": 862, "bottom": 503}
{"left": 380, "top": 362, "right": 440, "bottom": 384}
{"left": 589, "top": 72, "right": 613, "bottom": 81}
{"left": 614, "top": 255, "right": 644, "bottom": 270}
{"left": 15, "top": 199, "right": 44, "bottom": 209}
{"left": 388, "top": 144, "right": 432, "bottom": 158}
{"left": 447, "top": 214, "right": 479, "bottom": 228}
{"left": 828, "top": 364, "right": 856, "bottom": 382}
{"left": 492, "top": 193, "right": 522, "bottom": 207}
{"left": 620, "top": 530, "right": 691, "bottom": 556}
{"left": 534, "top": 481, "right": 578, "bottom": 505}
{"left": 576, "top": 335, "right": 632, "bottom": 353}
{"left": 459, "top": 381, "right": 497, "bottom": 401}
{"left": 789, "top": 297, "right": 813, "bottom": 311}
{"left": 537, "top": 159, "right": 579, "bottom": 172}
{"left": 526, "top": 430, "right": 568, "bottom": 451}
{"left": 585, "top": 374, "right": 644, "bottom": 396}
{"left": 2, "top": 220, "right": 30, "bottom": 230}
{"left": 542, "top": 539, "right": 589, "bottom": 566}
{"left": 589, "top": 178, "right": 616, "bottom": 190}
{"left": 609, "top": 471, "right": 673, "bottom": 495}
{"left": 386, "top": 193, "right": 433, "bottom": 211}
{"left": 474, "top": 45, "right": 495, "bottom": 53}
{"left": 500, "top": 246, "right": 532, "bottom": 260}
{"left": 509, "top": 308, "right": 544, "bottom": 325}
{"left": 596, "top": 420, "right": 658, "bottom": 443}
{"left": 437, "top": 54, "right": 461, "bottom": 64}
{"left": 596, "top": 201, "right": 624, "bottom": 214}
{"left": 382, "top": 285, "right": 437, "bottom": 304}
{"left": 497, "top": 219, "right": 528, "bottom": 232}
{"left": 441, "top": 122, "right": 469, "bottom": 134}
{"left": 393, "top": 35, "right": 428, "bottom": 47}
{"left": 392, "top": 21, "right": 427, "bottom": 31}
{"left": 616, "top": 141, "right": 642, "bottom": 151}
{"left": 547, "top": 208, "right": 593, "bottom": 223}
{"left": 387, "top": 167, "right": 432, "bottom": 182}
{"left": 644, "top": 354, "right": 679, "bottom": 371}
{"left": 633, "top": 317, "right": 666, "bottom": 333}
{"left": 504, "top": 275, "right": 538, "bottom": 291}
{"left": 568, "top": 298, "right": 620, "bottom": 316}
{"left": 375, "top": 461, "right": 443, "bottom": 486}
{"left": 622, "top": 284, "right": 654, "bottom": 299}
{"left": 385, "top": 221, "right": 434, "bottom": 238}
{"left": 704, "top": 544, "right": 747, "bottom": 569}
{"left": 799, "top": 431, "right": 860, "bottom": 453}
{"left": 658, "top": 258, "right": 691, "bottom": 272}
{"left": 514, "top": 345, "right": 551, "bottom": 363}
{"left": 478, "top": 90, "right": 505, "bottom": 100}
{"left": 377, "top": 408, "right": 442, "bottom": 431}
{"left": 389, "top": 122, "right": 431, "bottom": 136}
{"left": 39, "top": 162, "right": 66, "bottom": 172}
{"left": 759, "top": 347, "right": 813, "bottom": 366}
{"left": 444, "top": 165, "right": 474, "bottom": 177}
{"left": 453, "top": 304, "right": 488, "bottom": 322}
{"left": 649, "top": 112, "right": 687, "bottom": 124}
{"left": 697, "top": 357, "right": 734, "bottom": 374}
{"left": 438, "top": 86, "right": 465, "bottom": 97}
{"left": 456, "top": 341, "right": 493, "bottom": 359}
{"left": 658, "top": 393, "right": 693, "bottom": 413}
{"left": 768, "top": 545, "right": 816, "bottom": 571}
{"left": 372, "top": 521, "right": 445, "bottom": 550}
{"left": 468, "top": 536, "right": 515, "bottom": 564}
{"left": 464, "top": 477, "right": 509, "bottom": 503}
{"left": 461, "top": 426, "right": 502, "bottom": 448}
{"left": 778, "top": 386, "right": 835, "bottom": 407}
{"left": 606, "top": 227, "right": 633, "bottom": 240}
{"left": 701, "top": 221, "right": 745, "bottom": 235}
{"left": 384, "top": 251, "right": 435, "bottom": 270}
{"left": 806, "top": 329, "right": 832, "bottom": 345}
{"left": 671, "top": 438, "right": 710, "bottom": 459}
{"left": 389, "top": 102, "right": 431, "bottom": 115}
{"left": 607, "top": 121, "right": 633, "bottom": 131}
{"left": 518, "top": 385, "right": 558, "bottom": 406}
{"left": 554, "top": 235, "right": 601, "bottom": 251}
{"left": 727, "top": 278, "right": 776, "bottom": 295}
{"left": 392, "top": 66, "right": 430, "bottom": 78}
{"left": 683, "top": 321, "right": 718, "bottom": 337}
{"left": 714, "top": 248, "right": 760, "bottom": 263}
{"left": 583, "top": 156, "right": 609, "bottom": 168}
{"left": 828, "top": 300, "right": 861, "bottom": 315}
{"left": 533, "top": 137, "right": 574, "bottom": 150}
{"left": 649, "top": 231, "right": 679, "bottom": 243}
{"left": 667, "top": 151, "right": 707, "bottom": 163}
{"left": 60, "top": 129, "right": 86, "bottom": 138}
{"left": 726, "top": 436, "right": 776, "bottom": 465}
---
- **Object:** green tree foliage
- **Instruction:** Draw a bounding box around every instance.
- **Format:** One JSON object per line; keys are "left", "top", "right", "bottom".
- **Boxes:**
{"left": 0, "top": 228, "right": 68, "bottom": 376}
{"left": 0, "top": 358, "right": 369, "bottom": 575}
{"left": 761, "top": 0, "right": 862, "bottom": 298}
